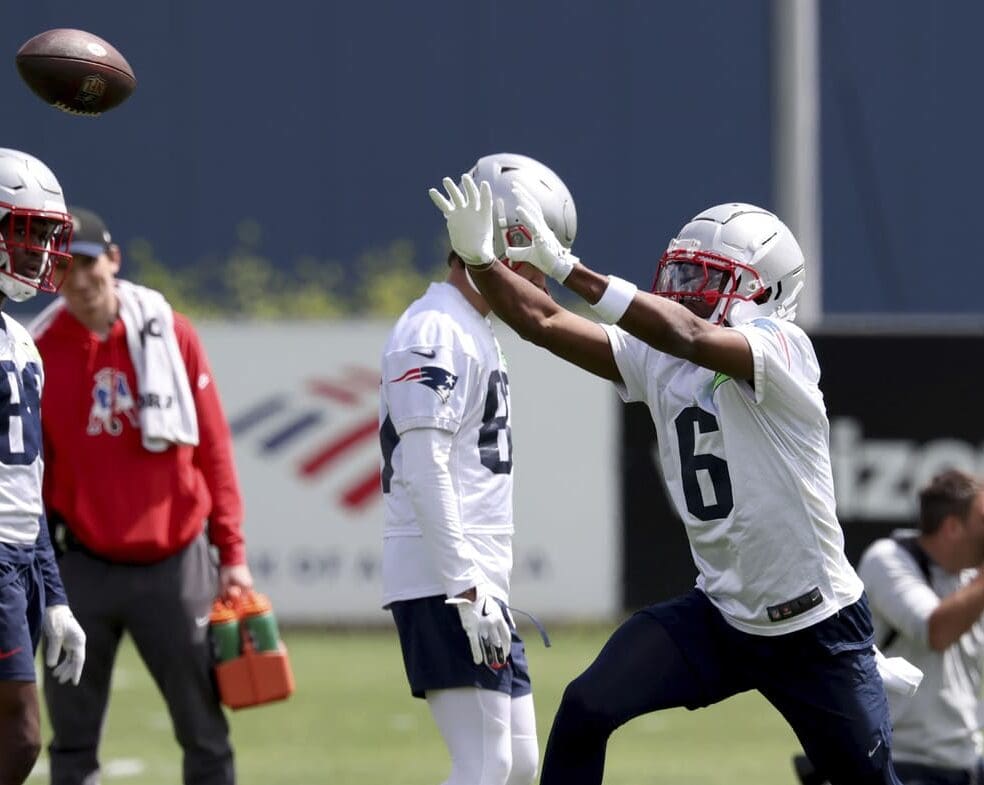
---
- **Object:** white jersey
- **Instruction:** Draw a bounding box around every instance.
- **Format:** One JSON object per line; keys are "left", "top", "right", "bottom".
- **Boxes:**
{"left": 603, "top": 316, "right": 864, "bottom": 635}
{"left": 0, "top": 313, "right": 45, "bottom": 545}
{"left": 380, "top": 282, "right": 513, "bottom": 605}
{"left": 859, "top": 538, "right": 984, "bottom": 770}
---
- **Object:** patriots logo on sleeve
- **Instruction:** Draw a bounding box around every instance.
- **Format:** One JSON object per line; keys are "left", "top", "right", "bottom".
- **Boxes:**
{"left": 750, "top": 317, "right": 781, "bottom": 335}
{"left": 390, "top": 366, "right": 458, "bottom": 404}
{"left": 750, "top": 317, "right": 791, "bottom": 366}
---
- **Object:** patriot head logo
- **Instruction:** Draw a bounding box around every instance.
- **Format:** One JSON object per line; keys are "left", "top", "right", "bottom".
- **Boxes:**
{"left": 390, "top": 366, "right": 458, "bottom": 404}
{"left": 87, "top": 368, "right": 138, "bottom": 436}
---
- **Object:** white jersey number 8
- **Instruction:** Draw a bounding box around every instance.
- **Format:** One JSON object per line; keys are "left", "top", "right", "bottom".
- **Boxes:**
{"left": 478, "top": 371, "right": 512, "bottom": 474}
{"left": 0, "top": 360, "right": 42, "bottom": 466}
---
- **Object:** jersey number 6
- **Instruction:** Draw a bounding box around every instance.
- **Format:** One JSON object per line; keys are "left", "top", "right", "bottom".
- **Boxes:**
{"left": 675, "top": 405, "right": 734, "bottom": 521}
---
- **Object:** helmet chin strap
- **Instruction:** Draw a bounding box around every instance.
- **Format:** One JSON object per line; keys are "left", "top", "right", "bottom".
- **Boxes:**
{"left": 779, "top": 280, "right": 805, "bottom": 321}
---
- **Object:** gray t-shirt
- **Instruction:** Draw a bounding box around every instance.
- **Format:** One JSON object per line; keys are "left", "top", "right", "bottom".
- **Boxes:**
{"left": 859, "top": 536, "right": 984, "bottom": 769}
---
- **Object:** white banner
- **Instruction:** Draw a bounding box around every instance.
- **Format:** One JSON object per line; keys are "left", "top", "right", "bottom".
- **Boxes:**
{"left": 199, "top": 321, "right": 618, "bottom": 623}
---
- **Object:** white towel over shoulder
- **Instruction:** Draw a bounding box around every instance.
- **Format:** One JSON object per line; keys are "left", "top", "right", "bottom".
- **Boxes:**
{"left": 116, "top": 280, "right": 199, "bottom": 451}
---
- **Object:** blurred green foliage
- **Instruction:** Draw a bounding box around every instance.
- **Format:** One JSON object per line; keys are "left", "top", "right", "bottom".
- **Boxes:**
{"left": 126, "top": 219, "right": 448, "bottom": 319}
{"left": 125, "top": 218, "right": 590, "bottom": 320}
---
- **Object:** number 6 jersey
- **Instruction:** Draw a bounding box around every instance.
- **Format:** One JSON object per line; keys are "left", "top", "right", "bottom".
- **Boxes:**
{"left": 602, "top": 316, "right": 864, "bottom": 636}
{"left": 379, "top": 282, "right": 513, "bottom": 605}
{"left": 0, "top": 313, "right": 45, "bottom": 545}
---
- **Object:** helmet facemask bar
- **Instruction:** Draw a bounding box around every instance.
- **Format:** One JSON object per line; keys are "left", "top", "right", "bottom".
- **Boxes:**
{"left": 0, "top": 204, "right": 74, "bottom": 297}
{"left": 652, "top": 249, "right": 767, "bottom": 325}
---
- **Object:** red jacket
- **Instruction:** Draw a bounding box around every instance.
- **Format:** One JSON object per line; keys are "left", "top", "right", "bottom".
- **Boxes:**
{"left": 34, "top": 307, "right": 246, "bottom": 566}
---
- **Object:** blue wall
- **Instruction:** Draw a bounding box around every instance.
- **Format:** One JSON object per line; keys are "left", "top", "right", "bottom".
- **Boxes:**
{"left": 821, "top": 0, "right": 984, "bottom": 315}
{"left": 5, "top": 1, "right": 977, "bottom": 317}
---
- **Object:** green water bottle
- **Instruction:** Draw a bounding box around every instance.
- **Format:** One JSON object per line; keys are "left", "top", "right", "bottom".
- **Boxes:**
{"left": 209, "top": 600, "right": 241, "bottom": 663}
{"left": 240, "top": 591, "right": 280, "bottom": 653}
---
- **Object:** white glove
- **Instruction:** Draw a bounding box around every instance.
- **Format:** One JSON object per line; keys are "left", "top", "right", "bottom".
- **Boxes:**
{"left": 446, "top": 589, "right": 512, "bottom": 668}
{"left": 428, "top": 174, "right": 497, "bottom": 267}
{"left": 43, "top": 604, "right": 86, "bottom": 686}
{"left": 503, "top": 183, "right": 580, "bottom": 282}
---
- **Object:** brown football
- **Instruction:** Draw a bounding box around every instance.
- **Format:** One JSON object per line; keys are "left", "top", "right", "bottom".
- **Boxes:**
{"left": 15, "top": 29, "right": 136, "bottom": 116}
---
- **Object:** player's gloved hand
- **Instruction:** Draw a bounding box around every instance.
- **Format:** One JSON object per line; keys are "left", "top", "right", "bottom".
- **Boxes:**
{"left": 503, "top": 182, "right": 580, "bottom": 282}
{"left": 429, "top": 174, "right": 497, "bottom": 267}
{"left": 446, "top": 588, "right": 512, "bottom": 668}
{"left": 43, "top": 604, "right": 86, "bottom": 686}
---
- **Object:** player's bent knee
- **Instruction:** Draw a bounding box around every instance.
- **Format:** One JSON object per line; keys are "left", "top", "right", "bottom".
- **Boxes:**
{"left": 561, "top": 676, "right": 618, "bottom": 731}
{"left": 444, "top": 721, "right": 512, "bottom": 785}
{"left": 0, "top": 695, "right": 42, "bottom": 785}
{"left": 0, "top": 736, "right": 41, "bottom": 785}
{"left": 487, "top": 744, "right": 514, "bottom": 785}
{"left": 505, "top": 743, "right": 538, "bottom": 785}
{"left": 450, "top": 747, "right": 512, "bottom": 785}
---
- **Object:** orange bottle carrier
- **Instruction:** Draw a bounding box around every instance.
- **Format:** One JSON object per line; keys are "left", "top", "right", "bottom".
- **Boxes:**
{"left": 210, "top": 591, "right": 295, "bottom": 710}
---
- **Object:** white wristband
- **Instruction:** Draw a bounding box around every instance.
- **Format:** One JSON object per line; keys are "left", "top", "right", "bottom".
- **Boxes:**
{"left": 590, "top": 276, "right": 638, "bottom": 323}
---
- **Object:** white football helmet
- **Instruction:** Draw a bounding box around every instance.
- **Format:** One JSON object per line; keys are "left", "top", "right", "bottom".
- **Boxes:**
{"left": 0, "top": 148, "right": 73, "bottom": 301}
{"left": 653, "top": 202, "right": 806, "bottom": 325}
{"left": 469, "top": 153, "right": 577, "bottom": 262}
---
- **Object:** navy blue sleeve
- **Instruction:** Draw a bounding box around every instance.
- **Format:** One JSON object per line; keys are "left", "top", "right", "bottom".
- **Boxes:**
{"left": 35, "top": 513, "right": 68, "bottom": 607}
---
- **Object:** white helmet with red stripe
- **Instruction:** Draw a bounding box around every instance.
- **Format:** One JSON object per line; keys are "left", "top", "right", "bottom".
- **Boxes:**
{"left": 653, "top": 202, "right": 806, "bottom": 325}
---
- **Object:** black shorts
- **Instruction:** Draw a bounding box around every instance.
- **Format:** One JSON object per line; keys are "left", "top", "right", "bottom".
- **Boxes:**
{"left": 390, "top": 594, "right": 532, "bottom": 700}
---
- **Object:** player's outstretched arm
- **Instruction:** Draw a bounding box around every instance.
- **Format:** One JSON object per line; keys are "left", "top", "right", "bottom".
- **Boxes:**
{"left": 563, "top": 266, "right": 753, "bottom": 381}
{"left": 429, "top": 174, "right": 619, "bottom": 382}
{"left": 504, "top": 183, "right": 753, "bottom": 381}
{"left": 471, "top": 261, "right": 620, "bottom": 382}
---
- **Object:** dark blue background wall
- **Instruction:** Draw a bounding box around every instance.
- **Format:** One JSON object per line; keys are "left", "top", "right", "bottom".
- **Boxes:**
{"left": 821, "top": 0, "right": 984, "bottom": 315}
{"left": 4, "top": 1, "right": 979, "bottom": 318}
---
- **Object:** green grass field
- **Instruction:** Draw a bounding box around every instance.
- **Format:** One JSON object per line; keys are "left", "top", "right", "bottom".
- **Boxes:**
{"left": 30, "top": 625, "right": 805, "bottom": 784}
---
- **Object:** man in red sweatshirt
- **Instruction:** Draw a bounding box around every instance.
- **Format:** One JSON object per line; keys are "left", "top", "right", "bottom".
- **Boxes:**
{"left": 30, "top": 207, "right": 252, "bottom": 785}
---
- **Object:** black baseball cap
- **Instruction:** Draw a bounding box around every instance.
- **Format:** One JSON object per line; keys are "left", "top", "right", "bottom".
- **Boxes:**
{"left": 68, "top": 206, "right": 113, "bottom": 258}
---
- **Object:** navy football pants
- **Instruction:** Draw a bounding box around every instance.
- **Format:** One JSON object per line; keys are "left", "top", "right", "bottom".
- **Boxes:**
{"left": 540, "top": 589, "right": 900, "bottom": 785}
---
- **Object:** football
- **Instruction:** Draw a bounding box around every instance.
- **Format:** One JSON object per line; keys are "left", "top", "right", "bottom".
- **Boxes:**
{"left": 15, "top": 29, "right": 136, "bottom": 116}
